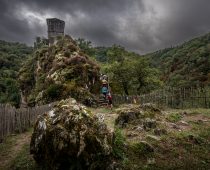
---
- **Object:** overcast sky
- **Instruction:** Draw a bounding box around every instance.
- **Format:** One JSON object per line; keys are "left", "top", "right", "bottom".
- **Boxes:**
{"left": 1, "top": 0, "right": 210, "bottom": 54}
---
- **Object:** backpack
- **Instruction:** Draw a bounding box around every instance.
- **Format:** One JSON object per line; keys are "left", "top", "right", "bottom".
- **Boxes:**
{"left": 107, "top": 94, "right": 112, "bottom": 100}
{"left": 102, "top": 86, "right": 108, "bottom": 93}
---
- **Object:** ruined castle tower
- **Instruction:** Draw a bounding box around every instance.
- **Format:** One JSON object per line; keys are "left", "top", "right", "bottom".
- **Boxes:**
{"left": 46, "top": 18, "right": 65, "bottom": 45}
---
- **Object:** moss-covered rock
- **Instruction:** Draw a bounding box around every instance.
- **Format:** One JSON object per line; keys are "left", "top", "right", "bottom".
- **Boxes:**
{"left": 30, "top": 98, "right": 113, "bottom": 170}
{"left": 115, "top": 104, "right": 161, "bottom": 128}
{"left": 19, "top": 35, "right": 100, "bottom": 106}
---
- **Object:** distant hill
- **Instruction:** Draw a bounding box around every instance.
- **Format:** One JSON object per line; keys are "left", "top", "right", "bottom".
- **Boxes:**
{"left": 0, "top": 40, "right": 33, "bottom": 107}
{"left": 146, "top": 33, "right": 210, "bottom": 87}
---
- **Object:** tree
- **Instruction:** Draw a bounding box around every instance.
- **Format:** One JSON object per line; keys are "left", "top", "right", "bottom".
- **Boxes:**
{"left": 131, "top": 58, "right": 162, "bottom": 94}
{"left": 104, "top": 45, "right": 162, "bottom": 95}
{"left": 108, "top": 61, "right": 133, "bottom": 95}
{"left": 76, "top": 38, "right": 95, "bottom": 57}
{"left": 106, "top": 45, "right": 125, "bottom": 63}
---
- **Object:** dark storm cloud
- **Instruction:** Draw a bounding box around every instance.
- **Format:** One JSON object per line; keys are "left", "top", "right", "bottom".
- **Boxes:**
{"left": 1, "top": 0, "right": 210, "bottom": 53}
{"left": 0, "top": 0, "right": 45, "bottom": 44}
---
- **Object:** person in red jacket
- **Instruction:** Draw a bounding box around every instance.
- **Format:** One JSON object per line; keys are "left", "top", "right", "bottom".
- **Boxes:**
{"left": 107, "top": 92, "right": 113, "bottom": 109}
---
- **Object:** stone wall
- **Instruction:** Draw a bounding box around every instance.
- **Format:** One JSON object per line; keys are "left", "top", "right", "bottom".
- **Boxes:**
{"left": 46, "top": 18, "right": 65, "bottom": 45}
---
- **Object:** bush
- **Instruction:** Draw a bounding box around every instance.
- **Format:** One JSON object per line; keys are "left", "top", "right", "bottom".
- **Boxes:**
{"left": 45, "top": 84, "right": 64, "bottom": 101}
{"left": 113, "top": 128, "right": 125, "bottom": 159}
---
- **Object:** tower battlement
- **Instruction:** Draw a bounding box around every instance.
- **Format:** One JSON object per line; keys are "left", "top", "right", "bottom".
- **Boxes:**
{"left": 46, "top": 18, "right": 65, "bottom": 45}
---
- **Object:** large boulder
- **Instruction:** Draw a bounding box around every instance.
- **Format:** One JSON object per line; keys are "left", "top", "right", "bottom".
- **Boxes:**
{"left": 30, "top": 98, "right": 113, "bottom": 170}
{"left": 115, "top": 104, "right": 144, "bottom": 127}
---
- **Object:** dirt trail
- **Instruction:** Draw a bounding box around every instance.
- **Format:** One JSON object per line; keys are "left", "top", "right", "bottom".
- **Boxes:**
{"left": 0, "top": 131, "right": 32, "bottom": 170}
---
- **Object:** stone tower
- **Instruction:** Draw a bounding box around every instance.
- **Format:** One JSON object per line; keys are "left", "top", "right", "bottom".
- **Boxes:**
{"left": 46, "top": 18, "right": 65, "bottom": 45}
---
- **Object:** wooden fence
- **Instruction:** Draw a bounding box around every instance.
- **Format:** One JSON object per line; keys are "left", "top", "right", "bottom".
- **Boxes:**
{"left": 1, "top": 86, "right": 210, "bottom": 141}
{"left": 0, "top": 103, "right": 55, "bottom": 142}
{"left": 113, "top": 86, "right": 210, "bottom": 109}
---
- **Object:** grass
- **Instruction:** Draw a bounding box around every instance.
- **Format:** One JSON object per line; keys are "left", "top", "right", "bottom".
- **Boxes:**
{"left": 118, "top": 107, "right": 210, "bottom": 170}
{"left": 0, "top": 135, "right": 17, "bottom": 156}
{"left": 187, "top": 108, "right": 210, "bottom": 117}
{"left": 131, "top": 142, "right": 154, "bottom": 156}
{"left": 9, "top": 144, "right": 37, "bottom": 170}
{"left": 89, "top": 107, "right": 112, "bottom": 114}
{"left": 0, "top": 129, "right": 37, "bottom": 170}
{"left": 153, "top": 126, "right": 210, "bottom": 169}
{"left": 1, "top": 108, "right": 210, "bottom": 170}
{"left": 167, "top": 108, "right": 210, "bottom": 117}
{"left": 166, "top": 112, "right": 182, "bottom": 123}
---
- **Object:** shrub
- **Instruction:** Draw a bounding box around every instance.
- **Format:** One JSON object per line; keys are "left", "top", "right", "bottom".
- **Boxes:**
{"left": 45, "top": 84, "right": 64, "bottom": 101}
{"left": 113, "top": 128, "right": 125, "bottom": 159}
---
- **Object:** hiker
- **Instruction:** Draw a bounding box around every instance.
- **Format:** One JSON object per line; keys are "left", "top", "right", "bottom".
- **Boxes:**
{"left": 101, "top": 85, "right": 108, "bottom": 99}
{"left": 102, "top": 74, "right": 108, "bottom": 81}
{"left": 133, "top": 96, "right": 137, "bottom": 104}
{"left": 102, "top": 79, "right": 108, "bottom": 85}
{"left": 107, "top": 92, "right": 113, "bottom": 109}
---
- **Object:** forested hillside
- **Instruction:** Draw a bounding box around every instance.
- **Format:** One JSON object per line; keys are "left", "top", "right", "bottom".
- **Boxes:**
{"left": 77, "top": 39, "right": 162, "bottom": 95}
{"left": 0, "top": 40, "right": 33, "bottom": 107}
{"left": 146, "top": 33, "right": 210, "bottom": 87}
{"left": 2, "top": 32, "right": 210, "bottom": 107}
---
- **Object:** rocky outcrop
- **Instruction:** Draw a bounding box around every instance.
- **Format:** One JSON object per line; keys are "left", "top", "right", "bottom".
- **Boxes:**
{"left": 19, "top": 35, "right": 100, "bottom": 106}
{"left": 115, "top": 104, "right": 144, "bottom": 127}
{"left": 115, "top": 104, "right": 161, "bottom": 128}
{"left": 30, "top": 98, "right": 114, "bottom": 170}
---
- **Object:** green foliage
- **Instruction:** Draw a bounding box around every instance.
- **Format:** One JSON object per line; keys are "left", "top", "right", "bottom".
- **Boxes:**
{"left": 0, "top": 78, "right": 20, "bottom": 107}
{"left": 45, "top": 84, "right": 64, "bottom": 101}
{"left": 113, "top": 128, "right": 125, "bottom": 159}
{"left": 76, "top": 38, "right": 96, "bottom": 57}
{"left": 18, "top": 56, "right": 36, "bottom": 97}
{"left": 102, "top": 45, "right": 162, "bottom": 95}
{"left": 94, "top": 47, "right": 109, "bottom": 62}
{"left": 75, "top": 38, "right": 112, "bottom": 63}
{"left": 34, "top": 36, "right": 48, "bottom": 49}
{"left": 147, "top": 33, "right": 210, "bottom": 87}
{"left": 166, "top": 113, "right": 182, "bottom": 123}
{"left": 107, "top": 45, "right": 125, "bottom": 63}
{"left": 0, "top": 40, "right": 32, "bottom": 107}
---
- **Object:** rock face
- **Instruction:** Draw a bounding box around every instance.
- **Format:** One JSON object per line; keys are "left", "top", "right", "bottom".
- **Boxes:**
{"left": 30, "top": 98, "right": 113, "bottom": 170}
